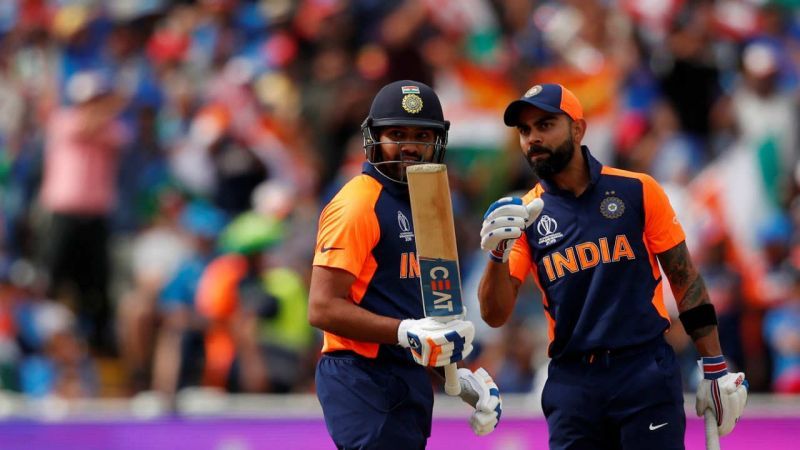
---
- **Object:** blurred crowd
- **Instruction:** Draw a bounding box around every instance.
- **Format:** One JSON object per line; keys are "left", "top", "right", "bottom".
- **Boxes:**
{"left": 0, "top": 0, "right": 799, "bottom": 402}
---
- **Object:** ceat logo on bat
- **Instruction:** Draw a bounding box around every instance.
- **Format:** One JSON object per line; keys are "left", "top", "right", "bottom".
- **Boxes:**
{"left": 419, "top": 257, "right": 463, "bottom": 317}
{"left": 429, "top": 264, "right": 453, "bottom": 307}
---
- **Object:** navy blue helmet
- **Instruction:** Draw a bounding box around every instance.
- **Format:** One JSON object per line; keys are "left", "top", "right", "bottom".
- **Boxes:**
{"left": 361, "top": 80, "right": 450, "bottom": 181}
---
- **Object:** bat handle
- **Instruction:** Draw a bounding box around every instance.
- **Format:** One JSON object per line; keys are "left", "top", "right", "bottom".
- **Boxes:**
{"left": 444, "top": 363, "right": 461, "bottom": 396}
{"left": 704, "top": 410, "right": 720, "bottom": 450}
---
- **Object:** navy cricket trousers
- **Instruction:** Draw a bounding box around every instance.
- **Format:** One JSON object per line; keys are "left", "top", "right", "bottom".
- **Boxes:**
{"left": 316, "top": 350, "right": 433, "bottom": 450}
{"left": 542, "top": 337, "right": 686, "bottom": 450}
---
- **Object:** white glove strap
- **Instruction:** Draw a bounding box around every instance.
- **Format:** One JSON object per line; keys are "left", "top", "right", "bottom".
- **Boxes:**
{"left": 397, "top": 319, "right": 412, "bottom": 348}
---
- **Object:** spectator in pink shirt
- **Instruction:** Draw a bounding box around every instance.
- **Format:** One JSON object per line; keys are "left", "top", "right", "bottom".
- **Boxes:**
{"left": 39, "top": 70, "right": 129, "bottom": 355}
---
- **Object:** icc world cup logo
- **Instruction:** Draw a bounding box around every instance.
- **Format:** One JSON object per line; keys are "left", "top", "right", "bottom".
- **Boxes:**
{"left": 537, "top": 215, "right": 558, "bottom": 237}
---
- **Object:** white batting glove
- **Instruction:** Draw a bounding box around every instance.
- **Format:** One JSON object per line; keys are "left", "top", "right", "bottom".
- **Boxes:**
{"left": 481, "top": 197, "right": 544, "bottom": 263}
{"left": 455, "top": 367, "right": 502, "bottom": 435}
{"left": 695, "top": 356, "right": 748, "bottom": 437}
{"left": 397, "top": 317, "right": 474, "bottom": 367}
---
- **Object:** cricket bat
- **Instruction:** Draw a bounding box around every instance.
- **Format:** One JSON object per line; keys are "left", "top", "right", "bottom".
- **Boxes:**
{"left": 406, "top": 163, "right": 465, "bottom": 396}
{"left": 704, "top": 410, "right": 720, "bottom": 450}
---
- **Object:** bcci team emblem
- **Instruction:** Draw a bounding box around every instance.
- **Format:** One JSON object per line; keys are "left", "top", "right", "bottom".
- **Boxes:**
{"left": 600, "top": 193, "right": 625, "bottom": 219}
{"left": 402, "top": 94, "right": 423, "bottom": 114}
{"left": 524, "top": 85, "right": 543, "bottom": 97}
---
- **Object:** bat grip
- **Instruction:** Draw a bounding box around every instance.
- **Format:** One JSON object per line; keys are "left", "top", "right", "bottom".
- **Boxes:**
{"left": 704, "top": 410, "right": 720, "bottom": 450}
{"left": 444, "top": 363, "right": 460, "bottom": 396}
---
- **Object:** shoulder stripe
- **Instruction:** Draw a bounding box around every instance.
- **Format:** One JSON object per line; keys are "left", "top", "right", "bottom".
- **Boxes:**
{"left": 313, "top": 174, "right": 382, "bottom": 277}
{"left": 521, "top": 183, "right": 545, "bottom": 204}
{"left": 600, "top": 166, "right": 651, "bottom": 182}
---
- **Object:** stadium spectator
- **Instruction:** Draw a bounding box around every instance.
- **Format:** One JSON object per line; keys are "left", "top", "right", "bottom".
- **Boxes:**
{"left": 150, "top": 200, "right": 227, "bottom": 397}
{"left": 12, "top": 271, "right": 98, "bottom": 399}
{"left": 38, "top": 69, "right": 129, "bottom": 355}
{"left": 196, "top": 210, "right": 312, "bottom": 393}
{"left": 115, "top": 190, "right": 193, "bottom": 393}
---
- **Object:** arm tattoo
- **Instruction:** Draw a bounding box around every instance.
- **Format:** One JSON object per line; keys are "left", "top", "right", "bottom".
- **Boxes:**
{"left": 657, "top": 242, "right": 711, "bottom": 314}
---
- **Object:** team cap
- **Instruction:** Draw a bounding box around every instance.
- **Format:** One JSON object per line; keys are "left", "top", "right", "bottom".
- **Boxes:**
{"left": 503, "top": 83, "right": 584, "bottom": 126}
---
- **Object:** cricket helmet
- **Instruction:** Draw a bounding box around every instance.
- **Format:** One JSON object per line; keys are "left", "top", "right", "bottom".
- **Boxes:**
{"left": 361, "top": 80, "right": 449, "bottom": 181}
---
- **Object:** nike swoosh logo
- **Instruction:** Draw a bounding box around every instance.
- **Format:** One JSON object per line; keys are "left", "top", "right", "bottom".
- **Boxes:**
{"left": 649, "top": 422, "right": 668, "bottom": 431}
{"left": 321, "top": 246, "right": 343, "bottom": 253}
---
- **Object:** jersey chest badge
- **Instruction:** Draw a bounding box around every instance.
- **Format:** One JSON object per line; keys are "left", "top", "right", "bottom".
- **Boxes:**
{"left": 398, "top": 211, "right": 414, "bottom": 241}
{"left": 536, "top": 214, "right": 564, "bottom": 245}
{"left": 600, "top": 191, "right": 625, "bottom": 219}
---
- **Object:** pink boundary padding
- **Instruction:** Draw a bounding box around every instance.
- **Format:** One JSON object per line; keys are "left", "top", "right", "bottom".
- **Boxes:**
{"left": 0, "top": 417, "right": 795, "bottom": 449}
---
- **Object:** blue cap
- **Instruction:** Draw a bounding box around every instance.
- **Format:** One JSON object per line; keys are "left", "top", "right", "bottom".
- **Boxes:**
{"left": 503, "top": 83, "right": 584, "bottom": 126}
{"left": 180, "top": 201, "right": 228, "bottom": 238}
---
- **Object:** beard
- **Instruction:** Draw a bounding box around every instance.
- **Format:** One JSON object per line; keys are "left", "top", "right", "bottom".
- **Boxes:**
{"left": 383, "top": 161, "right": 410, "bottom": 182}
{"left": 374, "top": 154, "right": 425, "bottom": 183}
{"left": 526, "top": 134, "right": 575, "bottom": 179}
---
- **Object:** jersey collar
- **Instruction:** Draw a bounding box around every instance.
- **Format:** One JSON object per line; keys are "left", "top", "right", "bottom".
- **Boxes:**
{"left": 363, "top": 162, "right": 410, "bottom": 198}
{"left": 538, "top": 145, "right": 602, "bottom": 195}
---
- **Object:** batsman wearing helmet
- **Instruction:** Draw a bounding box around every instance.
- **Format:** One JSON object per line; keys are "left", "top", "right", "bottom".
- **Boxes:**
{"left": 478, "top": 84, "right": 748, "bottom": 449}
{"left": 309, "top": 80, "right": 501, "bottom": 449}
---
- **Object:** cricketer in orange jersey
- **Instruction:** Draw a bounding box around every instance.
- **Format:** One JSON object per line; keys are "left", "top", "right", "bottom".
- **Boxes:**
{"left": 478, "top": 83, "right": 747, "bottom": 449}
{"left": 308, "top": 80, "right": 500, "bottom": 449}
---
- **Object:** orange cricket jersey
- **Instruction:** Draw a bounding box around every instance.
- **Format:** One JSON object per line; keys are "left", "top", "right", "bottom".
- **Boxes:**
{"left": 313, "top": 163, "right": 424, "bottom": 358}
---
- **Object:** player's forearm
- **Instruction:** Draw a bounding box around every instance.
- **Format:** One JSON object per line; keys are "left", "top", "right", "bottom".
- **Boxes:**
{"left": 672, "top": 276, "right": 722, "bottom": 355}
{"left": 308, "top": 295, "right": 402, "bottom": 345}
{"left": 690, "top": 325, "right": 723, "bottom": 357}
{"left": 658, "top": 242, "right": 723, "bottom": 355}
{"left": 672, "top": 271, "right": 711, "bottom": 313}
{"left": 478, "top": 261, "right": 518, "bottom": 327}
{"left": 658, "top": 243, "right": 710, "bottom": 311}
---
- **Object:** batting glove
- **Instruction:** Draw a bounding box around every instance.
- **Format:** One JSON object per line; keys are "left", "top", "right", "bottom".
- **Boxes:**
{"left": 455, "top": 367, "right": 502, "bottom": 435}
{"left": 398, "top": 317, "right": 474, "bottom": 367}
{"left": 695, "top": 356, "right": 748, "bottom": 437}
{"left": 481, "top": 197, "right": 544, "bottom": 263}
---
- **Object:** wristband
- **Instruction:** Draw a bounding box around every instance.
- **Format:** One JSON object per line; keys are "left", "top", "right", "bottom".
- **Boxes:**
{"left": 489, "top": 250, "right": 506, "bottom": 263}
{"left": 701, "top": 355, "right": 728, "bottom": 380}
{"left": 489, "top": 240, "right": 510, "bottom": 263}
{"left": 679, "top": 303, "right": 717, "bottom": 336}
